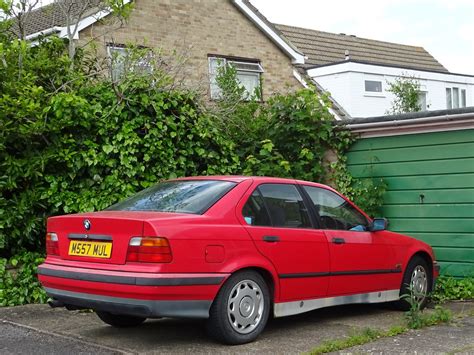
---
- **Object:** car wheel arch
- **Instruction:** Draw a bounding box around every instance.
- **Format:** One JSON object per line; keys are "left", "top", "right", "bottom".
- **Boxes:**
{"left": 405, "top": 250, "right": 433, "bottom": 275}
{"left": 220, "top": 266, "right": 277, "bottom": 304}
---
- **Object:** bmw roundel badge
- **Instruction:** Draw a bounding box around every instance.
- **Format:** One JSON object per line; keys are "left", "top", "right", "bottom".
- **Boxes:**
{"left": 83, "top": 219, "right": 91, "bottom": 231}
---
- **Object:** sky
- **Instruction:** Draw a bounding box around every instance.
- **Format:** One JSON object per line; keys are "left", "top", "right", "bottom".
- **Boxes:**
{"left": 251, "top": 0, "right": 474, "bottom": 75}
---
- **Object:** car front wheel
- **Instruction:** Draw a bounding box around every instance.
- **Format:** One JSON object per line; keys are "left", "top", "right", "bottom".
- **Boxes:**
{"left": 396, "top": 256, "right": 432, "bottom": 311}
{"left": 96, "top": 311, "right": 146, "bottom": 328}
{"left": 207, "top": 270, "right": 270, "bottom": 344}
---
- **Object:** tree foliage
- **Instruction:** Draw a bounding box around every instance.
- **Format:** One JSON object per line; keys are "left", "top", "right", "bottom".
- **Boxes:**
{"left": 0, "top": 34, "right": 382, "bottom": 258}
{"left": 0, "top": 37, "right": 238, "bottom": 255}
{"left": 386, "top": 75, "right": 423, "bottom": 114}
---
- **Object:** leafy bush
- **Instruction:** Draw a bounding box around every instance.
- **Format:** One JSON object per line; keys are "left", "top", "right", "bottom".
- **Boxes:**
{"left": 386, "top": 74, "right": 423, "bottom": 114}
{"left": 0, "top": 35, "right": 372, "bottom": 261}
{"left": 0, "top": 252, "right": 47, "bottom": 306}
{"left": 0, "top": 37, "right": 240, "bottom": 255}
{"left": 433, "top": 276, "right": 474, "bottom": 303}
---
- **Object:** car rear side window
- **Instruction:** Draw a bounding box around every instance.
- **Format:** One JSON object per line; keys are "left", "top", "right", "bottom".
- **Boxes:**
{"left": 243, "top": 184, "right": 311, "bottom": 228}
{"left": 107, "top": 180, "right": 236, "bottom": 214}
{"left": 303, "top": 186, "right": 368, "bottom": 231}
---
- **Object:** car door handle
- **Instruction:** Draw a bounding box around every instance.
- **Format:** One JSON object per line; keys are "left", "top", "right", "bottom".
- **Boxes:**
{"left": 332, "top": 237, "right": 345, "bottom": 244}
{"left": 263, "top": 236, "right": 280, "bottom": 243}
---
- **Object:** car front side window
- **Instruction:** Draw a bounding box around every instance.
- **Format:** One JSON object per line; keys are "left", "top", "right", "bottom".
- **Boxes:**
{"left": 303, "top": 186, "right": 368, "bottom": 231}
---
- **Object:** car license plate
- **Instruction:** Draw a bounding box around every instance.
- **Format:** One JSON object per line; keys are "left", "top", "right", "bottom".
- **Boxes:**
{"left": 68, "top": 240, "right": 112, "bottom": 258}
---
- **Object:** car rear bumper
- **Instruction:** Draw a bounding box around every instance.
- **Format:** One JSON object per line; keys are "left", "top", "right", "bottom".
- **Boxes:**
{"left": 44, "top": 287, "right": 212, "bottom": 318}
{"left": 38, "top": 263, "right": 229, "bottom": 319}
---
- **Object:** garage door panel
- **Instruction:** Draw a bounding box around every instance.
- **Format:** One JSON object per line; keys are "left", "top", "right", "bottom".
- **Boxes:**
{"left": 435, "top": 247, "right": 474, "bottom": 263}
{"left": 348, "top": 158, "right": 474, "bottom": 178}
{"left": 348, "top": 129, "right": 474, "bottom": 277}
{"left": 346, "top": 142, "right": 474, "bottom": 164}
{"left": 388, "top": 218, "right": 473, "bottom": 233}
{"left": 437, "top": 261, "right": 474, "bottom": 278}
{"left": 383, "top": 205, "right": 474, "bottom": 218}
{"left": 384, "top": 189, "right": 474, "bottom": 205}
{"left": 404, "top": 232, "right": 474, "bottom": 248}
{"left": 384, "top": 174, "right": 474, "bottom": 190}
{"left": 349, "top": 129, "right": 474, "bottom": 152}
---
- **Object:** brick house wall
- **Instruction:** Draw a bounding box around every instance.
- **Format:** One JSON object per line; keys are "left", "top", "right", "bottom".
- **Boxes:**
{"left": 79, "top": 0, "right": 301, "bottom": 99}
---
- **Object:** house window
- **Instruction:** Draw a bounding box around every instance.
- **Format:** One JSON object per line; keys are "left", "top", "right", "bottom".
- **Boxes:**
{"left": 446, "top": 88, "right": 452, "bottom": 109}
{"left": 364, "top": 80, "right": 383, "bottom": 93}
{"left": 446, "top": 87, "right": 467, "bottom": 109}
{"left": 418, "top": 92, "right": 427, "bottom": 111}
{"left": 108, "top": 45, "right": 127, "bottom": 81}
{"left": 208, "top": 56, "right": 264, "bottom": 100}
{"left": 107, "top": 44, "right": 152, "bottom": 81}
{"left": 453, "top": 88, "right": 460, "bottom": 108}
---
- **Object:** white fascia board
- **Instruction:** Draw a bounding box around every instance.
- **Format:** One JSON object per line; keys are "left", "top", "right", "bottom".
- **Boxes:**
{"left": 233, "top": 0, "right": 305, "bottom": 64}
{"left": 307, "top": 62, "right": 474, "bottom": 85}
{"left": 59, "top": 8, "right": 111, "bottom": 39}
{"left": 293, "top": 69, "right": 309, "bottom": 88}
{"left": 25, "top": 26, "right": 62, "bottom": 41}
{"left": 293, "top": 69, "right": 342, "bottom": 120}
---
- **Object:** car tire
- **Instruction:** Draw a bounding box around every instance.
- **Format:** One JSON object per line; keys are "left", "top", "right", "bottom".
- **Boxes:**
{"left": 395, "top": 256, "right": 432, "bottom": 311}
{"left": 206, "top": 270, "right": 270, "bottom": 345}
{"left": 96, "top": 311, "right": 146, "bottom": 328}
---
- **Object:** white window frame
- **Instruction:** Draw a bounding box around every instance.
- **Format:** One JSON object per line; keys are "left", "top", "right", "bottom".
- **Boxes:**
{"left": 446, "top": 88, "right": 453, "bottom": 109}
{"left": 418, "top": 90, "right": 428, "bottom": 111}
{"left": 208, "top": 56, "right": 264, "bottom": 100}
{"left": 446, "top": 86, "right": 466, "bottom": 109}
{"left": 107, "top": 45, "right": 127, "bottom": 81}
{"left": 364, "top": 79, "right": 384, "bottom": 97}
{"left": 461, "top": 89, "right": 467, "bottom": 108}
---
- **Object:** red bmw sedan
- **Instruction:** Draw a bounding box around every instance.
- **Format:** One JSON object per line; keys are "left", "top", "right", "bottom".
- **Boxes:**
{"left": 38, "top": 176, "right": 439, "bottom": 344}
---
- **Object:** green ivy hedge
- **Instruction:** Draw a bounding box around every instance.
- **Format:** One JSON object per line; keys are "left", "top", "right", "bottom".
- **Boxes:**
{"left": 0, "top": 38, "right": 241, "bottom": 255}
{"left": 0, "top": 36, "right": 384, "bottom": 262}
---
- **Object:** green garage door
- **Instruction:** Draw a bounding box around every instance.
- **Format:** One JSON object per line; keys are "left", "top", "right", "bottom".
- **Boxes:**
{"left": 347, "top": 129, "right": 474, "bottom": 278}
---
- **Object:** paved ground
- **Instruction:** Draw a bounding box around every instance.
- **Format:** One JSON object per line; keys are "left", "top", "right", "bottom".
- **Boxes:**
{"left": 340, "top": 315, "right": 474, "bottom": 354}
{"left": 0, "top": 301, "right": 472, "bottom": 354}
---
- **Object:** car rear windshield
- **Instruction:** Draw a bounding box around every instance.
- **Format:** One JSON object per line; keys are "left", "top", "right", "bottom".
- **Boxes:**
{"left": 106, "top": 180, "right": 237, "bottom": 214}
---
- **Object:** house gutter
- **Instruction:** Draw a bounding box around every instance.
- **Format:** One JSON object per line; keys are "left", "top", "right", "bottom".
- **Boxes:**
{"left": 340, "top": 111, "right": 474, "bottom": 138}
{"left": 345, "top": 112, "right": 474, "bottom": 130}
{"left": 25, "top": 26, "right": 62, "bottom": 41}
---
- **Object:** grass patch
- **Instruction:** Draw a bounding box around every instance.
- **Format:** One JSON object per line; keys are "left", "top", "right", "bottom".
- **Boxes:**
{"left": 309, "top": 326, "right": 405, "bottom": 355}
{"left": 309, "top": 305, "right": 453, "bottom": 354}
{"left": 405, "top": 305, "right": 452, "bottom": 329}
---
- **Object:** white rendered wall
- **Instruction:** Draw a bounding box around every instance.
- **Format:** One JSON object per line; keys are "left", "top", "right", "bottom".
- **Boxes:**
{"left": 307, "top": 62, "right": 474, "bottom": 118}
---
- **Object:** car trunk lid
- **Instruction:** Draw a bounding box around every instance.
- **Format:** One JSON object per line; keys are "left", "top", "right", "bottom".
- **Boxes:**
{"left": 47, "top": 211, "right": 166, "bottom": 265}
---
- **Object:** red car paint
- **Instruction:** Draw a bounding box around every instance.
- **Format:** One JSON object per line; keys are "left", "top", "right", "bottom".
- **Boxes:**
{"left": 38, "top": 176, "right": 439, "bottom": 321}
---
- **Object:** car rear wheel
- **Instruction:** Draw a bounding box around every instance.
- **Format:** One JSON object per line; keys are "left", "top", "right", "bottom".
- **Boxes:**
{"left": 206, "top": 270, "right": 270, "bottom": 344}
{"left": 96, "top": 311, "right": 146, "bottom": 328}
{"left": 396, "top": 256, "right": 432, "bottom": 311}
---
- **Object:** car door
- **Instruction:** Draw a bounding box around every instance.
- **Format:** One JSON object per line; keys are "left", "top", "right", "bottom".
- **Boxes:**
{"left": 240, "top": 183, "right": 330, "bottom": 302}
{"left": 302, "top": 185, "right": 399, "bottom": 297}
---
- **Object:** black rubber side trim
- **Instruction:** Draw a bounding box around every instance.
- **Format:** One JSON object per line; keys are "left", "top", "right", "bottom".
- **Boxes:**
{"left": 279, "top": 268, "right": 402, "bottom": 279}
{"left": 331, "top": 269, "right": 402, "bottom": 276}
{"left": 38, "top": 266, "right": 225, "bottom": 286}
{"left": 279, "top": 272, "right": 330, "bottom": 279}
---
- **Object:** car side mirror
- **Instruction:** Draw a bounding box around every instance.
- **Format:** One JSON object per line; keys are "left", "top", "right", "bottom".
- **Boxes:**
{"left": 370, "top": 218, "right": 388, "bottom": 232}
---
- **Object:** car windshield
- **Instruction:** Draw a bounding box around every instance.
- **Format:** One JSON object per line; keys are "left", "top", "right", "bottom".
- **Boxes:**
{"left": 106, "top": 180, "right": 237, "bottom": 214}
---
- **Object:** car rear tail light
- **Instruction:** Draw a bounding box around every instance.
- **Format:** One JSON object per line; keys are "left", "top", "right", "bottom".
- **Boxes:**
{"left": 46, "top": 232, "right": 59, "bottom": 256}
{"left": 126, "top": 237, "right": 172, "bottom": 263}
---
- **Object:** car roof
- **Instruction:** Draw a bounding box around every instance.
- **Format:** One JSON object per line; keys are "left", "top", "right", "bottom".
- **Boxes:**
{"left": 173, "top": 175, "right": 335, "bottom": 190}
